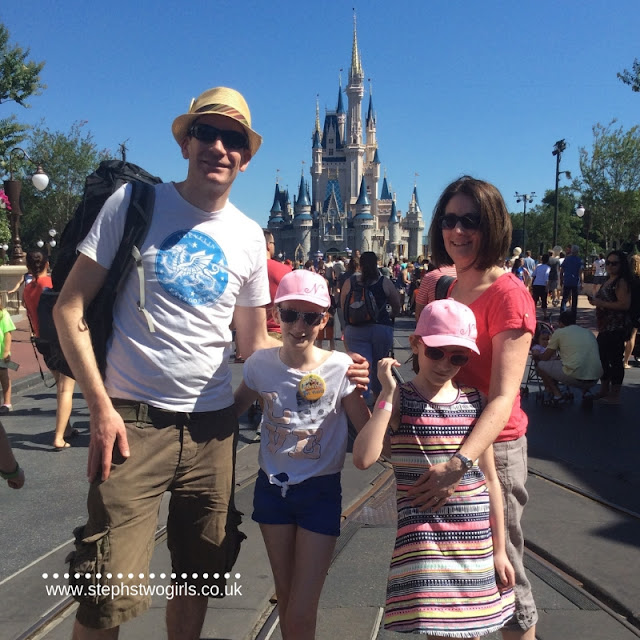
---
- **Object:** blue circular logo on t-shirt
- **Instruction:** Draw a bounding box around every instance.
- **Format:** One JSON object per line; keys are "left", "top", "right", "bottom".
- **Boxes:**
{"left": 156, "top": 229, "right": 228, "bottom": 306}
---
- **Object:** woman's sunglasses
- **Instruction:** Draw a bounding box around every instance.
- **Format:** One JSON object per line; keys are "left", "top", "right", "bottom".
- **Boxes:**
{"left": 440, "top": 213, "right": 482, "bottom": 230}
{"left": 605, "top": 259, "right": 620, "bottom": 267}
{"left": 188, "top": 123, "right": 248, "bottom": 150}
{"left": 278, "top": 307, "right": 326, "bottom": 326}
{"left": 423, "top": 345, "right": 470, "bottom": 366}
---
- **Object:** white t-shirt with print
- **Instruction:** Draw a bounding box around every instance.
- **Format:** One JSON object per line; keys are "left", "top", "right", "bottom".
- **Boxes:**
{"left": 78, "top": 182, "right": 270, "bottom": 411}
{"left": 243, "top": 348, "right": 356, "bottom": 488}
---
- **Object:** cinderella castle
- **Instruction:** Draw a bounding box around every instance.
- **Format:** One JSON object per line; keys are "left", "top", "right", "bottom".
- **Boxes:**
{"left": 266, "top": 21, "right": 425, "bottom": 263}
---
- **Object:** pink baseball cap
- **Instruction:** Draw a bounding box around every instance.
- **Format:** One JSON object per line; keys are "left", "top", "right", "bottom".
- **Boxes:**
{"left": 274, "top": 270, "right": 331, "bottom": 308}
{"left": 415, "top": 299, "right": 480, "bottom": 354}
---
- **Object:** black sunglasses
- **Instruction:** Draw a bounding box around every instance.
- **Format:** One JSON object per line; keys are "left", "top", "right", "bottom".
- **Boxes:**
{"left": 278, "top": 307, "right": 326, "bottom": 326}
{"left": 440, "top": 213, "right": 482, "bottom": 230}
{"left": 423, "top": 345, "right": 470, "bottom": 366}
{"left": 188, "top": 123, "right": 248, "bottom": 150}
{"left": 605, "top": 259, "right": 620, "bottom": 266}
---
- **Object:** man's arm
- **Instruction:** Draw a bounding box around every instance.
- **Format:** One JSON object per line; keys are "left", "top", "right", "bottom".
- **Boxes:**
{"left": 53, "top": 254, "right": 129, "bottom": 482}
{"left": 233, "top": 305, "right": 281, "bottom": 358}
{"left": 538, "top": 347, "right": 557, "bottom": 361}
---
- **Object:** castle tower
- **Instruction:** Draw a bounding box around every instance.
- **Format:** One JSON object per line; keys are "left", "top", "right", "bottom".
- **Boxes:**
{"left": 311, "top": 98, "right": 323, "bottom": 216}
{"left": 353, "top": 176, "right": 374, "bottom": 252}
{"left": 345, "top": 16, "right": 365, "bottom": 211}
{"left": 293, "top": 172, "right": 313, "bottom": 260}
{"left": 267, "top": 183, "right": 284, "bottom": 230}
{"left": 388, "top": 198, "right": 400, "bottom": 256}
{"left": 405, "top": 184, "right": 425, "bottom": 259}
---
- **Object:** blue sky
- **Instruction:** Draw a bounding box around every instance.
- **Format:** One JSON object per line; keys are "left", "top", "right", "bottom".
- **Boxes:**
{"left": 2, "top": 0, "right": 638, "bottom": 232}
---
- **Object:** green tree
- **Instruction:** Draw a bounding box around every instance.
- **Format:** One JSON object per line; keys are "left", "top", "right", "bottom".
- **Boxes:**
{"left": 617, "top": 58, "right": 640, "bottom": 93}
{"left": 510, "top": 188, "right": 582, "bottom": 258}
{"left": 0, "top": 22, "right": 46, "bottom": 163}
{"left": 18, "top": 121, "right": 111, "bottom": 251}
{"left": 577, "top": 120, "right": 640, "bottom": 251}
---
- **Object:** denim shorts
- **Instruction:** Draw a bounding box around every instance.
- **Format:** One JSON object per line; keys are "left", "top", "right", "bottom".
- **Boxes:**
{"left": 252, "top": 469, "right": 342, "bottom": 537}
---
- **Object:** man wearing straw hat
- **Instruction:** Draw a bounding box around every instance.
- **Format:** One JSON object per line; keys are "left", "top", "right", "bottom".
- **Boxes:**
{"left": 54, "top": 87, "right": 290, "bottom": 638}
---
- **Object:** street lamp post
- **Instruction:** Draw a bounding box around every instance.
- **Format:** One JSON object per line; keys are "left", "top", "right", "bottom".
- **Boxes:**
{"left": 575, "top": 204, "right": 592, "bottom": 269}
{"left": 515, "top": 192, "right": 536, "bottom": 252}
{"left": 3, "top": 147, "right": 49, "bottom": 265}
{"left": 551, "top": 139, "right": 571, "bottom": 248}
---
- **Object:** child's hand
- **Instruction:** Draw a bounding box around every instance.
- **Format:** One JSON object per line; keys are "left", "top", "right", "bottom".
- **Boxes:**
{"left": 494, "top": 550, "right": 516, "bottom": 590}
{"left": 377, "top": 357, "right": 400, "bottom": 391}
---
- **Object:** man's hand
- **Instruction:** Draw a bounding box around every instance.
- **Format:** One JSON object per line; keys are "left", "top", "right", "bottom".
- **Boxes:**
{"left": 87, "top": 405, "right": 130, "bottom": 482}
{"left": 406, "top": 458, "right": 466, "bottom": 511}
{"left": 346, "top": 351, "right": 370, "bottom": 391}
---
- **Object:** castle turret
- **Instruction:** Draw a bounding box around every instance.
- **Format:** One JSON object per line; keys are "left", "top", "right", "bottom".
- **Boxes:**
{"left": 268, "top": 182, "right": 284, "bottom": 230}
{"left": 293, "top": 173, "right": 313, "bottom": 260}
{"left": 388, "top": 198, "right": 400, "bottom": 256}
{"left": 336, "top": 81, "right": 346, "bottom": 144}
{"left": 404, "top": 184, "right": 425, "bottom": 259}
{"left": 345, "top": 16, "right": 365, "bottom": 210}
{"left": 353, "top": 176, "right": 373, "bottom": 252}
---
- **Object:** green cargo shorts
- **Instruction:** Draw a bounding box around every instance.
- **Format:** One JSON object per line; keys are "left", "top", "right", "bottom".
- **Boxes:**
{"left": 68, "top": 400, "right": 245, "bottom": 630}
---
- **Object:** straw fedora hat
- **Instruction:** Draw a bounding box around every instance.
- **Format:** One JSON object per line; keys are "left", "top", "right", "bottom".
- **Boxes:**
{"left": 171, "top": 87, "right": 262, "bottom": 157}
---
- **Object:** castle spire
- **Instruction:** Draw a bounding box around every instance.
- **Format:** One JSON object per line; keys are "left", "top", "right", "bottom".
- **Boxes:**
{"left": 336, "top": 82, "right": 345, "bottom": 114}
{"left": 315, "top": 95, "right": 321, "bottom": 132}
{"left": 350, "top": 13, "right": 363, "bottom": 81}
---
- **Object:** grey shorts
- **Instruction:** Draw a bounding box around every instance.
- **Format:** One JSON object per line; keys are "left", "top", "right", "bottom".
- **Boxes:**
{"left": 537, "top": 360, "right": 597, "bottom": 390}
{"left": 493, "top": 436, "right": 538, "bottom": 631}
{"left": 69, "top": 400, "right": 244, "bottom": 630}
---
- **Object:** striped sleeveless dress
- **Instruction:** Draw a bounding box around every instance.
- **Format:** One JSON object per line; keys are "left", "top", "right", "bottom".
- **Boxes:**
{"left": 384, "top": 382, "right": 515, "bottom": 637}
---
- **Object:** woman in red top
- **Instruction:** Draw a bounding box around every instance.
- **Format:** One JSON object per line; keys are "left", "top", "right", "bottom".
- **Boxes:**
{"left": 23, "top": 250, "right": 77, "bottom": 450}
{"left": 409, "top": 176, "right": 537, "bottom": 639}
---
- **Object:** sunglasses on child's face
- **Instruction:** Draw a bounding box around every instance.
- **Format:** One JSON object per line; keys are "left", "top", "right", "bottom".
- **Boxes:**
{"left": 440, "top": 213, "right": 482, "bottom": 231}
{"left": 278, "top": 307, "right": 326, "bottom": 326}
{"left": 423, "top": 345, "right": 470, "bottom": 366}
{"left": 188, "top": 123, "right": 248, "bottom": 150}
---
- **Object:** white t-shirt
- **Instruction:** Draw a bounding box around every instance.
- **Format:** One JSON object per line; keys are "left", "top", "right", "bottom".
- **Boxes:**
{"left": 594, "top": 258, "right": 606, "bottom": 277}
{"left": 243, "top": 348, "right": 356, "bottom": 489}
{"left": 78, "top": 182, "right": 270, "bottom": 411}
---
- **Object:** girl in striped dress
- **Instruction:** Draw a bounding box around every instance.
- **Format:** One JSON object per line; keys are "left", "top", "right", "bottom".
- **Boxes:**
{"left": 354, "top": 299, "right": 515, "bottom": 638}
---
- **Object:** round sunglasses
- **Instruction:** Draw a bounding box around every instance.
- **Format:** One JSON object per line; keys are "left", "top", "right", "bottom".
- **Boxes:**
{"left": 423, "top": 345, "right": 470, "bottom": 366}
{"left": 278, "top": 306, "right": 326, "bottom": 326}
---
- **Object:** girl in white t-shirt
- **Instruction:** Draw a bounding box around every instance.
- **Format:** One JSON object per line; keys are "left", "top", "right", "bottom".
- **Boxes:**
{"left": 234, "top": 270, "right": 369, "bottom": 640}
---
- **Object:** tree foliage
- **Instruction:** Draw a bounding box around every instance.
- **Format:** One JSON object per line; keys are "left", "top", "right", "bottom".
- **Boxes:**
{"left": 17, "top": 121, "right": 111, "bottom": 251}
{"left": 577, "top": 120, "right": 640, "bottom": 252}
{"left": 617, "top": 58, "right": 640, "bottom": 93}
{"left": 510, "top": 188, "right": 583, "bottom": 258}
{"left": 0, "top": 23, "right": 46, "bottom": 162}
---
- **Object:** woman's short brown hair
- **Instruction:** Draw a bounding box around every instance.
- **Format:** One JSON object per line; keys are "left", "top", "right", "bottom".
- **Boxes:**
{"left": 428, "top": 175, "right": 512, "bottom": 271}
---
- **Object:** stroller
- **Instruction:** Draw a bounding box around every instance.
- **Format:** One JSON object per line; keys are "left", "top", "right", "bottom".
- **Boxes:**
{"left": 521, "top": 321, "right": 555, "bottom": 399}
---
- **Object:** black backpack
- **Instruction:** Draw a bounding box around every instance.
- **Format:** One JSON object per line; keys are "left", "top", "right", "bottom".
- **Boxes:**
{"left": 344, "top": 275, "right": 380, "bottom": 325}
{"left": 36, "top": 160, "right": 161, "bottom": 379}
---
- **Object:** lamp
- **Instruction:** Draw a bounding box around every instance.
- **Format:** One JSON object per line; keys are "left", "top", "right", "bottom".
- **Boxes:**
{"left": 575, "top": 204, "right": 591, "bottom": 267}
{"left": 3, "top": 147, "right": 49, "bottom": 264}
{"left": 551, "top": 139, "right": 571, "bottom": 247}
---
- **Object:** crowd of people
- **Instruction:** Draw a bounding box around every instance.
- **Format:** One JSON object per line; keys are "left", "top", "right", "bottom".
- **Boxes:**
{"left": 3, "top": 85, "right": 639, "bottom": 640}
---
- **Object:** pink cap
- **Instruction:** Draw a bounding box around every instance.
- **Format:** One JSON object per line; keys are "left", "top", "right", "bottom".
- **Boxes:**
{"left": 415, "top": 299, "right": 480, "bottom": 354}
{"left": 274, "top": 269, "right": 331, "bottom": 308}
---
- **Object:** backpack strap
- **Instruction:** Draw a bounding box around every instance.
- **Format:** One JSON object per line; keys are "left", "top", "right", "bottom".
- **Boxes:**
{"left": 435, "top": 274, "right": 455, "bottom": 300}
{"left": 107, "top": 180, "right": 156, "bottom": 333}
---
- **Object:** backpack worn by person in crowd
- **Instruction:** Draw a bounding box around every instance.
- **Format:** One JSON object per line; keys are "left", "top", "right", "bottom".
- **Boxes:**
{"left": 344, "top": 275, "right": 380, "bottom": 325}
{"left": 36, "top": 160, "right": 162, "bottom": 379}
